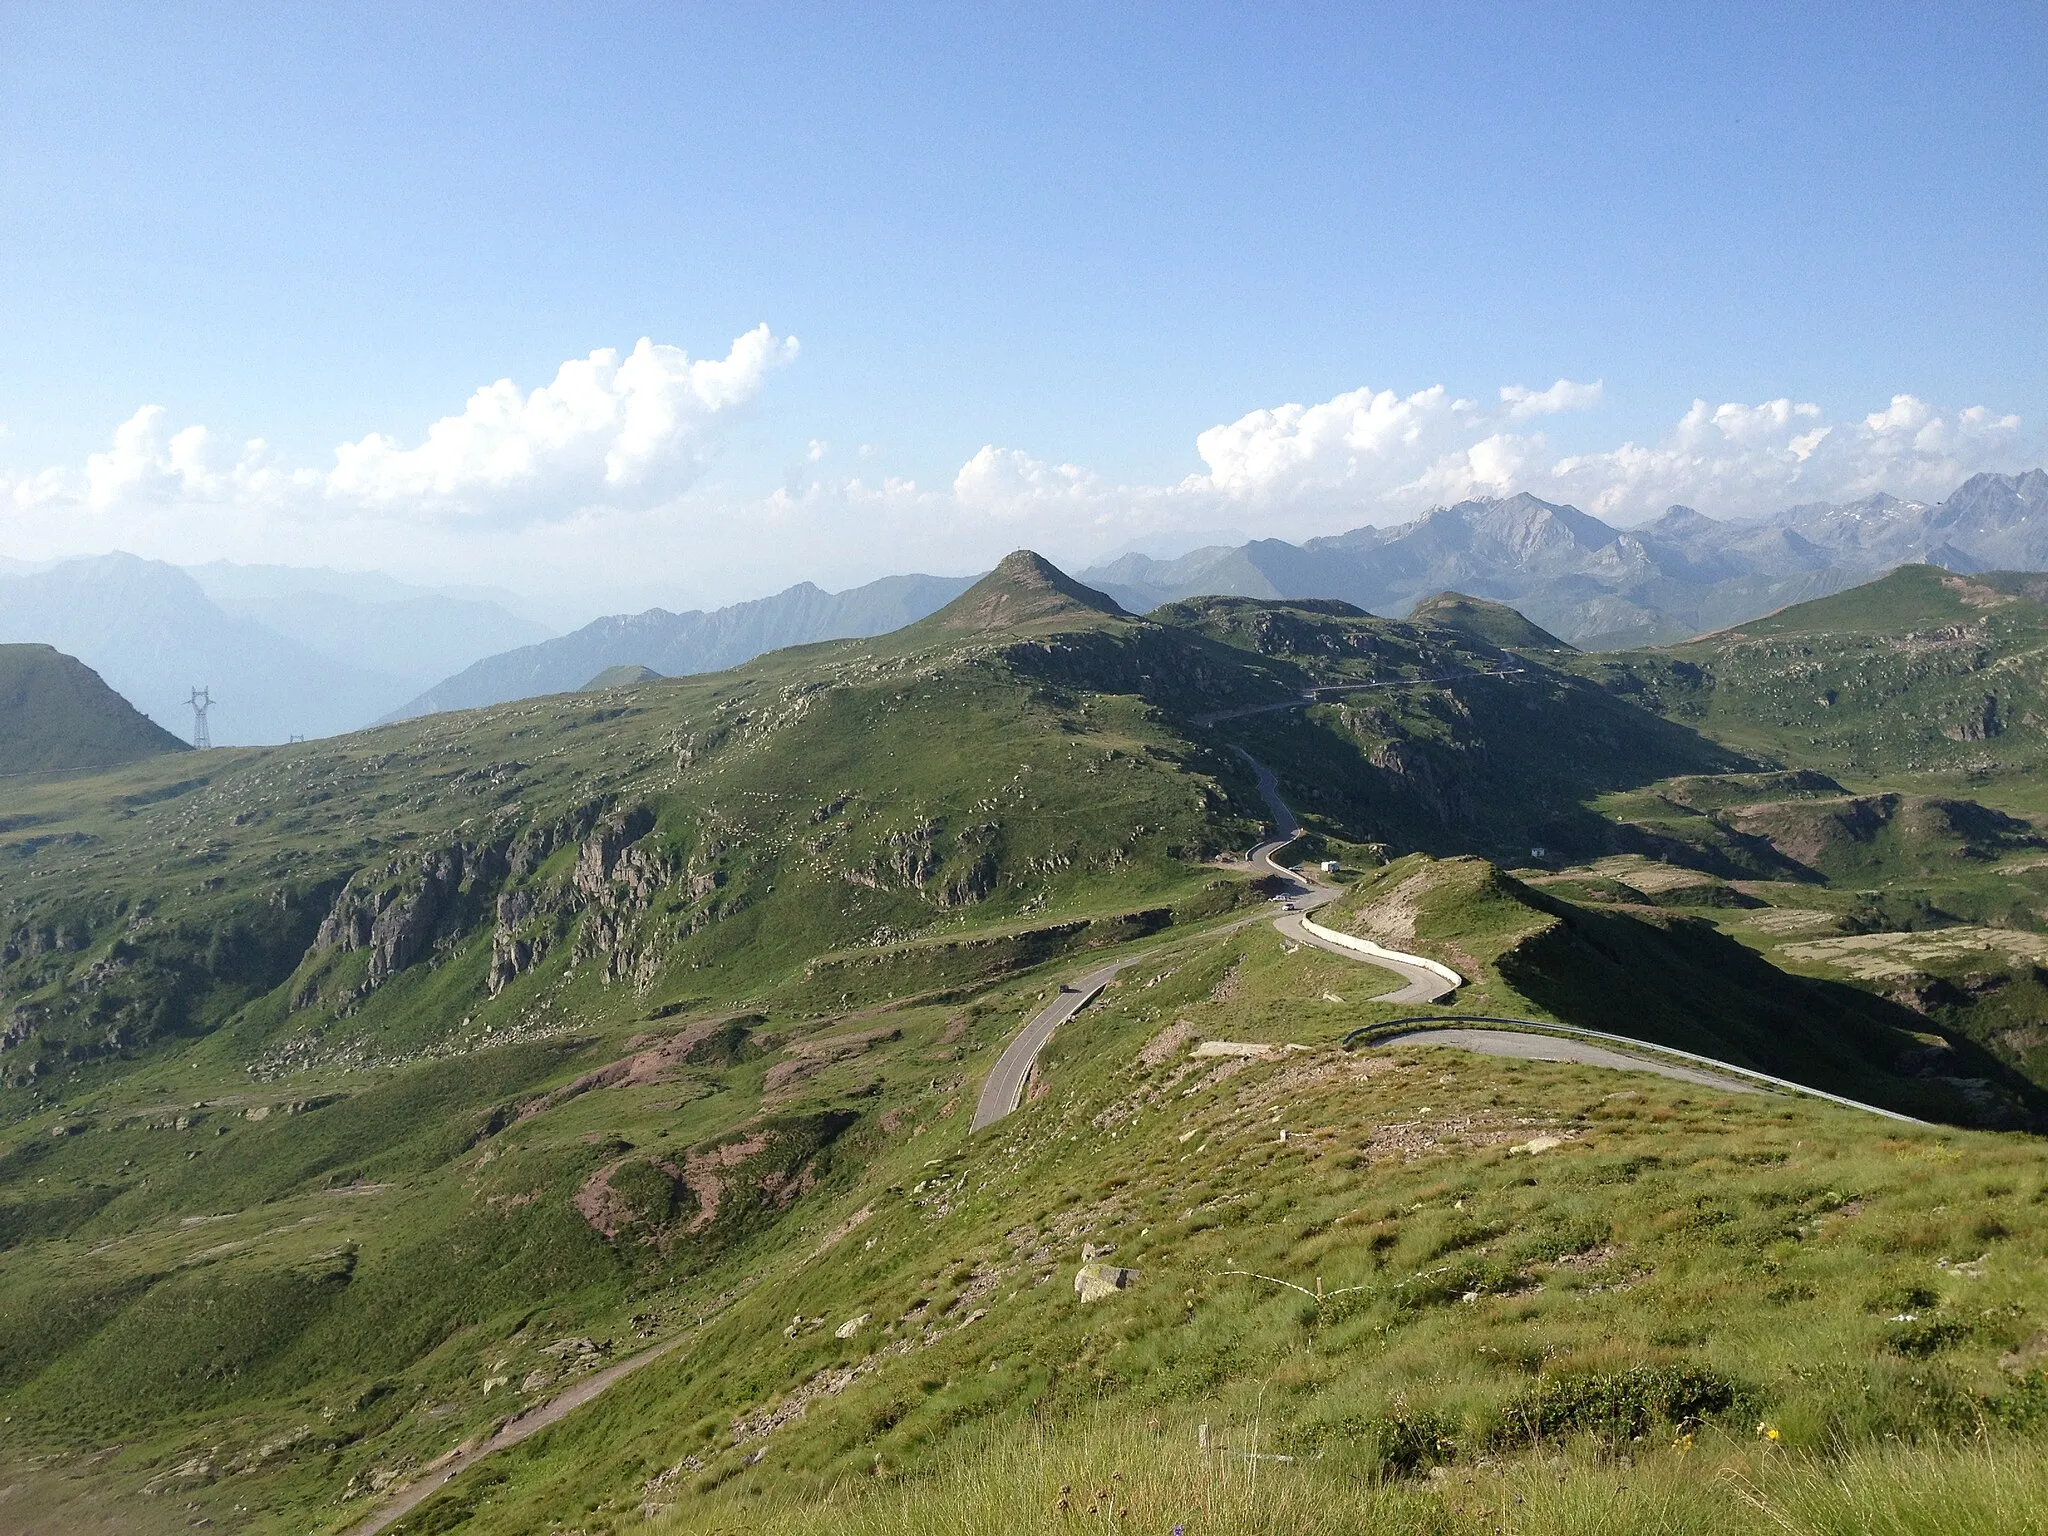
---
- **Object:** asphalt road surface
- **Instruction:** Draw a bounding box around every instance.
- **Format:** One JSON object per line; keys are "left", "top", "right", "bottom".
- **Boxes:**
{"left": 971, "top": 959, "right": 1135, "bottom": 1131}
{"left": 1375, "top": 1026, "right": 1762, "bottom": 1093}
{"left": 1229, "top": 745, "right": 1457, "bottom": 1003}
{"left": 1275, "top": 910, "right": 1456, "bottom": 1003}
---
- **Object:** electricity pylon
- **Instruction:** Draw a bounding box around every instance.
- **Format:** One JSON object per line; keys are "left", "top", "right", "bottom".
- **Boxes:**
{"left": 186, "top": 687, "right": 214, "bottom": 750}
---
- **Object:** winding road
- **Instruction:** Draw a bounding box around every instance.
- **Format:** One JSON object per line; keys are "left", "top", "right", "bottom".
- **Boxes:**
{"left": 971, "top": 746, "right": 1463, "bottom": 1134}
{"left": 1228, "top": 746, "right": 1460, "bottom": 1005}
{"left": 971, "top": 960, "right": 1136, "bottom": 1132}
{"left": 973, "top": 741, "right": 1922, "bottom": 1128}
{"left": 1376, "top": 1026, "right": 1763, "bottom": 1094}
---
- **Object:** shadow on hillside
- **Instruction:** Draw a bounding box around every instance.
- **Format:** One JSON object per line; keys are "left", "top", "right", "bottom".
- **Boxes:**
{"left": 1500, "top": 889, "right": 2045, "bottom": 1131}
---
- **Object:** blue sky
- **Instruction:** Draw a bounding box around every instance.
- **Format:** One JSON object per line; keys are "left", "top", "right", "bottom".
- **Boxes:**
{"left": 2, "top": 2, "right": 2043, "bottom": 616}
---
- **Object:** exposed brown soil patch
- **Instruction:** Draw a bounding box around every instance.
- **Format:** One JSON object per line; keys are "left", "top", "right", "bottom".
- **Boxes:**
{"left": 518, "top": 1017, "right": 737, "bottom": 1121}
{"left": 765, "top": 1026, "right": 900, "bottom": 1096}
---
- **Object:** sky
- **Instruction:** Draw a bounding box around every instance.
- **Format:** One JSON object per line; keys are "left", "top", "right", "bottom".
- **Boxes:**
{"left": 1, "top": 1, "right": 2044, "bottom": 623}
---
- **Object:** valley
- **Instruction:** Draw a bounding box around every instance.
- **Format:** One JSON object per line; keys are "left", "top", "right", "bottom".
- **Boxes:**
{"left": 3, "top": 552, "right": 2048, "bottom": 1533}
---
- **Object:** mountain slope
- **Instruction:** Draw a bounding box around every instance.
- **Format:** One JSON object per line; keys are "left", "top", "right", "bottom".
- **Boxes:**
{"left": 1, "top": 553, "right": 2044, "bottom": 1532}
{"left": 1406, "top": 590, "right": 1572, "bottom": 651}
{"left": 0, "top": 644, "right": 189, "bottom": 774}
{"left": 392, "top": 570, "right": 978, "bottom": 719}
{"left": 1154, "top": 595, "right": 1747, "bottom": 860}
{"left": 584, "top": 663, "right": 663, "bottom": 688}
{"left": 186, "top": 560, "right": 552, "bottom": 692}
{"left": 1578, "top": 564, "right": 2048, "bottom": 776}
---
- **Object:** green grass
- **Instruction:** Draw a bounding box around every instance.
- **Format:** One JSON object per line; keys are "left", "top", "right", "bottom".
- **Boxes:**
{"left": 3, "top": 556, "right": 2048, "bottom": 1530}
{"left": 0, "top": 641, "right": 189, "bottom": 774}
{"left": 635, "top": 1419, "right": 2048, "bottom": 1536}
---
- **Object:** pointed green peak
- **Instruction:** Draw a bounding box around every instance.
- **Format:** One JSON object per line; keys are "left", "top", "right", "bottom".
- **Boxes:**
{"left": 924, "top": 550, "right": 1128, "bottom": 633}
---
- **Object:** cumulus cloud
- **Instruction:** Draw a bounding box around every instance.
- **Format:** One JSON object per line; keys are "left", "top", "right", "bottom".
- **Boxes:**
{"left": 0, "top": 342, "right": 2032, "bottom": 617}
{"left": 6, "top": 326, "right": 794, "bottom": 537}
{"left": 1501, "top": 378, "right": 1605, "bottom": 419}
{"left": 1546, "top": 393, "right": 2024, "bottom": 519}
{"left": 938, "top": 381, "right": 2027, "bottom": 566}
{"left": 325, "top": 328, "right": 795, "bottom": 516}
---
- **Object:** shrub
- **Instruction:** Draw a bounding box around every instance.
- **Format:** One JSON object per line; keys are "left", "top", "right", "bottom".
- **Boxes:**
{"left": 1490, "top": 1364, "right": 1742, "bottom": 1447}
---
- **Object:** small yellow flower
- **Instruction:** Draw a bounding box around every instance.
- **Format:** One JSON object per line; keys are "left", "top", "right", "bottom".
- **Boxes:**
{"left": 1757, "top": 1422, "right": 1781, "bottom": 1442}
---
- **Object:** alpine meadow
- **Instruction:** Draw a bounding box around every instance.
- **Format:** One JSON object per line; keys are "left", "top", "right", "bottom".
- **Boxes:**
{"left": 5, "top": 8, "right": 2048, "bottom": 1532}
{"left": 3, "top": 546, "right": 2048, "bottom": 1533}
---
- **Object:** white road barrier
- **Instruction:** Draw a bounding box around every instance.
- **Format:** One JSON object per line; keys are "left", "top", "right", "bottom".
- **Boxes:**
{"left": 1298, "top": 917, "right": 1463, "bottom": 990}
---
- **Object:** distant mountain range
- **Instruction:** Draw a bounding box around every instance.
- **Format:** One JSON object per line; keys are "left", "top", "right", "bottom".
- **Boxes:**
{"left": 386, "top": 572, "right": 977, "bottom": 719}
{"left": 0, "top": 555, "right": 549, "bottom": 744}
{"left": 1080, "top": 469, "right": 2048, "bottom": 648}
{"left": 6, "top": 471, "right": 2044, "bottom": 738}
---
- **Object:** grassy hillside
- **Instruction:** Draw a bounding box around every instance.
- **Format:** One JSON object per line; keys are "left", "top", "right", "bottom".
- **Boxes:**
{"left": 584, "top": 664, "right": 664, "bottom": 689}
{"left": 1577, "top": 565, "right": 2048, "bottom": 778}
{"left": 1406, "top": 590, "right": 1573, "bottom": 651}
{"left": 0, "top": 642, "right": 190, "bottom": 774}
{"left": 1155, "top": 595, "right": 1750, "bottom": 862}
{"left": 365, "top": 895, "right": 2048, "bottom": 1535}
{"left": 2, "top": 556, "right": 2046, "bottom": 1532}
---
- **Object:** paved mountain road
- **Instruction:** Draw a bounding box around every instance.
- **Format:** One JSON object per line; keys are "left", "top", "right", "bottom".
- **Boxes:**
{"left": 1274, "top": 910, "right": 1456, "bottom": 1003}
{"left": 971, "top": 959, "right": 1136, "bottom": 1131}
{"left": 1376, "top": 1026, "right": 1763, "bottom": 1093}
{"left": 971, "top": 746, "right": 1465, "bottom": 1134}
{"left": 1228, "top": 746, "right": 1459, "bottom": 1004}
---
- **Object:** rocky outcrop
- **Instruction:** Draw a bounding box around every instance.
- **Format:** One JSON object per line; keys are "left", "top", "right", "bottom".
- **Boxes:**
{"left": 314, "top": 841, "right": 508, "bottom": 987}
{"left": 1074, "top": 1261, "right": 1140, "bottom": 1302}
{"left": 1369, "top": 740, "right": 1472, "bottom": 827}
{"left": 569, "top": 808, "right": 678, "bottom": 984}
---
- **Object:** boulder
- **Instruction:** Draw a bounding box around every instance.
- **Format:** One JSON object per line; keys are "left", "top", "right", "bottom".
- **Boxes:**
{"left": 1074, "top": 1262, "right": 1139, "bottom": 1303}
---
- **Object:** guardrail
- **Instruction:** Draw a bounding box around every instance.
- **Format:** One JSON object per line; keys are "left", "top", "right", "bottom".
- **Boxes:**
{"left": 1298, "top": 917, "right": 1463, "bottom": 989}
{"left": 1342, "top": 1013, "right": 1927, "bottom": 1125}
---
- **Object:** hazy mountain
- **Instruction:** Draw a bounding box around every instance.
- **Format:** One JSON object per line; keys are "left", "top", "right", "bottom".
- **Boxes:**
{"left": 392, "top": 570, "right": 978, "bottom": 718}
{"left": 0, "top": 643, "right": 189, "bottom": 774}
{"left": 185, "top": 560, "right": 552, "bottom": 691}
{"left": 1081, "top": 472, "right": 2048, "bottom": 648}
{"left": 0, "top": 554, "right": 408, "bottom": 744}
{"left": 0, "top": 555, "right": 559, "bottom": 745}
{"left": 1774, "top": 471, "right": 2048, "bottom": 572}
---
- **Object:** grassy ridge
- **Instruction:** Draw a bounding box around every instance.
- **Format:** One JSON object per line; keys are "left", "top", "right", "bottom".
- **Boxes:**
{"left": 374, "top": 905, "right": 2048, "bottom": 1534}
{"left": 0, "top": 642, "right": 188, "bottom": 774}
{"left": 1, "top": 558, "right": 2046, "bottom": 1530}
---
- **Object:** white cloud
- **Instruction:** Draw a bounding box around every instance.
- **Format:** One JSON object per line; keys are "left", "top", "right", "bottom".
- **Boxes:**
{"left": 1192, "top": 384, "right": 1481, "bottom": 499}
{"left": 1501, "top": 378, "right": 1604, "bottom": 419}
{"left": 952, "top": 445, "right": 1109, "bottom": 518}
{"left": 932, "top": 382, "right": 2027, "bottom": 567}
{"left": 7, "top": 325, "right": 793, "bottom": 537}
{"left": 325, "top": 328, "right": 795, "bottom": 516}
{"left": 0, "top": 340, "right": 2031, "bottom": 618}
{"left": 1547, "top": 393, "right": 2024, "bottom": 518}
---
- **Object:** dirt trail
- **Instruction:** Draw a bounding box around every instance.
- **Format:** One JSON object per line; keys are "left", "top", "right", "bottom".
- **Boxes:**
{"left": 346, "top": 1333, "right": 689, "bottom": 1535}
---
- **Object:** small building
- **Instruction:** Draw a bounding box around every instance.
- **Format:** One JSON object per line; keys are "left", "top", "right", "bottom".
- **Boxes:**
{"left": 1318, "top": 860, "right": 1339, "bottom": 873}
